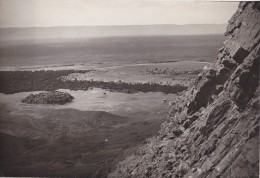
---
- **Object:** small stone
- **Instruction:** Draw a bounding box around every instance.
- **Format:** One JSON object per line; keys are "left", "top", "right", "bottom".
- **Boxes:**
{"left": 221, "top": 57, "right": 237, "bottom": 69}
{"left": 218, "top": 47, "right": 225, "bottom": 52}
{"left": 216, "top": 85, "right": 224, "bottom": 94}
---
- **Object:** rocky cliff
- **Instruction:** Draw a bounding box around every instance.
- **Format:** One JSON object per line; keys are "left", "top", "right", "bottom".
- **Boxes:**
{"left": 109, "top": 2, "right": 259, "bottom": 178}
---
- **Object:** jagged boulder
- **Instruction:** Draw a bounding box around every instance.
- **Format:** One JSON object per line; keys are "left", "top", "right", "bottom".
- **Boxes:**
{"left": 216, "top": 67, "right": 231, "bottom": 85}
{"left": 22, "top": 91, "right": 74, "bottom": 105}
{"left": 221, "top": 57, "right": 237, "bottom": 69}
{"left": 187, "top": 67, "right": 217, "bottom": 115}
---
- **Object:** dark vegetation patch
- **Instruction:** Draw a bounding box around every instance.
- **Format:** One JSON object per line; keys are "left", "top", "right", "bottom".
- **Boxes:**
{"left": 0, "top": 70, "right": 187, "bottom": 94}
{"left": 145, "top": 68, "right": 202, "bottom": 76}
{"left": 21, "top": 91, "right": 74, "bottom": 105}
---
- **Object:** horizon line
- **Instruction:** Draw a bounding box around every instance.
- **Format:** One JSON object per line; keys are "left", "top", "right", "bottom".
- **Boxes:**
{"left": 0, "top": 23, "right": 228, "bottom": 29}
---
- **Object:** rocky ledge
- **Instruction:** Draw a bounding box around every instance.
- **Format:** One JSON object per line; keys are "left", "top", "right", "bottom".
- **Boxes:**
{"left": 109, "top": 2, "right": 259, "bottom": 178}
{"left": 22, "top": 91, "right": 74, "bottom": 105}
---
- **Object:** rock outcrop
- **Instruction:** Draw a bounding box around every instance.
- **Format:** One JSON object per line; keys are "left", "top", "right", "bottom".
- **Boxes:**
{"left": 22, "top": 91, "right": 74, "bottom": 105}
{"left": 109, "top": 2, "right": 259, "bottom": 178}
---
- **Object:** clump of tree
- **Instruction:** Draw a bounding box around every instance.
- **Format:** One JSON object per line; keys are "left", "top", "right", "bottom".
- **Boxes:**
{"left": 0, "top": 70, "right": 188, "bottom": 94}
{"left": 22, "top": 91, "right": 74, "bottom": 105}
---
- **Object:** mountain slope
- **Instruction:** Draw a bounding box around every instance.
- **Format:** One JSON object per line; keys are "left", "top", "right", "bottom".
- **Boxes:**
{"left": 109, "top": 2, "right": 259, "bottom": 178}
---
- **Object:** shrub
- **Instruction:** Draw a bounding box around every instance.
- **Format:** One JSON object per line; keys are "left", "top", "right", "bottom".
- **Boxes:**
{"left": 21, "top": 91, "right": 74, "bottom": 105}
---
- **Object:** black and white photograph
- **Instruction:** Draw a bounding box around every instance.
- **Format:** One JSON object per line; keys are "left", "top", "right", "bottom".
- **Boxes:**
{"left": 0, "top": 0, "right": 259, "bottom": 177}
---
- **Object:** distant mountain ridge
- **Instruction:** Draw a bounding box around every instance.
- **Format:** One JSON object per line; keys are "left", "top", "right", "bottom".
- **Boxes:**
{"left": 0, "top": 24, "right": 227, "bottom": 42}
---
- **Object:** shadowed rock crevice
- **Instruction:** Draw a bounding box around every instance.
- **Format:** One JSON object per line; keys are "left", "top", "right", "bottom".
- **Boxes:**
{"left": 109, "top": 2, "right": 259, "bottom": 178}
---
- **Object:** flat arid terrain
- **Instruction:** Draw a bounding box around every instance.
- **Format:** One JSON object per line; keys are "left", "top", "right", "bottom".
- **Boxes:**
{"left": 0, "top": 35, "right": 224, "bottom": 70}
{"left": 0, "top": 35, "right": 222, "bottom": 177}
{"left": 0, "top": 89, "right": 171, "bottom": 177}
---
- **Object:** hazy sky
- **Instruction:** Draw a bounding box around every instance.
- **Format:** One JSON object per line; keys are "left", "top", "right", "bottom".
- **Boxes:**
{"left": 0, "top": 0, "right": 239, "bottom": 28}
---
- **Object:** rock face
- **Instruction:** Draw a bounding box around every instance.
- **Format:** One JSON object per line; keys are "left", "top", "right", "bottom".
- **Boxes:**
{"left": 22, "top": 91, "right": 74, "bottom": 105}
{"left": 109, "top": 2, "right": 259, "bottom": 178}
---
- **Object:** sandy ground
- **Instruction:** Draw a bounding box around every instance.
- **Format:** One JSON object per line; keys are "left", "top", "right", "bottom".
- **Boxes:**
{"left": 0, "top": 61, "right": 210, "bottom": 87}
{"left": 58, "top": 61, "right": 210, "bottom": 86}
{"left": 0, "top": 88, "right": 176, "bottom": 177}
{"left": 0, "top": 63, "right": 94, "bottom": 71}
{"left": 0, "top": 88, "right": 175, "bottom": 119}
{"left": 0, "top": 61, "right": 209, "bottom": 71}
